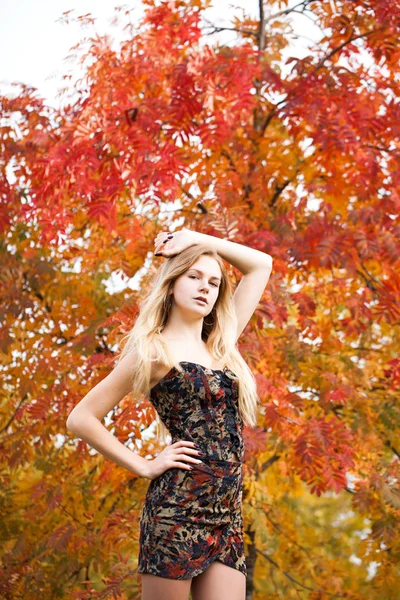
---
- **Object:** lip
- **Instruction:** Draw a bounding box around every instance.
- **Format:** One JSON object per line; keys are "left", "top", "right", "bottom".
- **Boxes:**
{"left": 194, "top": 297, "right": 208, "bottom": 305}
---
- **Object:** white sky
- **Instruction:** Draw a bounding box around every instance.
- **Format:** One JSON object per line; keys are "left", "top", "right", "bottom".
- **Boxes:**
{"left": 0, "top": 1, "right": 319, "bottom": 107}
{"left": 0, "top": 0, "right": 260, "bottom": 106}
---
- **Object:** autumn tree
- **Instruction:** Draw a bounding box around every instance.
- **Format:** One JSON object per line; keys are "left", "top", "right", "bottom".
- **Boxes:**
{"left": 1, "top": 0, "right": 400, "bottom": 598}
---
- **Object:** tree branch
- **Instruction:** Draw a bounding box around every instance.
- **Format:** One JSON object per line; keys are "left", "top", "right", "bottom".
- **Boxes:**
{"left": 258, "top": 0, "right": 266, "bottom": 52}
{"left": 313, "top": 28, "right": 382, "bottom": 73}
{"left": 202, "top": 1, "right": 317, "bottom": 43}
{"left": 385, "top": 440, "right": 400, "bottom": 460}
{"left": 261, "top": 0, "right": 319, "bottom": 30}
{"left": 270, "top": 173, "right": 298, "bottom": 207}
{"left": 258, "top": 26, "right": 383, "bottom": 137}
{"left": 256, "top": 549, "right": 316, "bottom": 592}
{"left": 201, "top": 19, "right": 258, "bottom": 39}
{"left": 256, "top": 548, "right": 343, "bottom": 596}
{"left": 260, "top": 453, "right": 280, "bottom": 471}
{"left": 0, "top": 394, "right": 28, "bottom": 434}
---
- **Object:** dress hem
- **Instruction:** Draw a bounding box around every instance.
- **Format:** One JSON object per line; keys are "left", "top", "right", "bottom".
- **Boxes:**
{"left": 137, "top": 556, "right": 247, "bottom": 580}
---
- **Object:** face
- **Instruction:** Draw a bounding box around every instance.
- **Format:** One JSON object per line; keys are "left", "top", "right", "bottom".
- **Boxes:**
{"left": 170, "top": 255, "right": 222, "bottom": 316}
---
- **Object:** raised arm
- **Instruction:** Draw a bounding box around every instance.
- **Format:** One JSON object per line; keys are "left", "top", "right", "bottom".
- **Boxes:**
{"left": 154, "top": 229, "right": 273, "bottom": 341}
{"left": 192, "top": 232, "right": 272, "bottom": 341}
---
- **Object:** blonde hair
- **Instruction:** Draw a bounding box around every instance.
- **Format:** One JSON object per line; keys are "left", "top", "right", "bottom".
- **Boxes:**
{"left": 115, "top": 243, "right": 259, "bottom": 443}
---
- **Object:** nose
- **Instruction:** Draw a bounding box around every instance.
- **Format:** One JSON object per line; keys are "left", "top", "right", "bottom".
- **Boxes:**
{"left": 199, "top": 281, "right": 210, "bottom": 293}
{"left": 198, "top": 288, "right": 210, "bottom": 299}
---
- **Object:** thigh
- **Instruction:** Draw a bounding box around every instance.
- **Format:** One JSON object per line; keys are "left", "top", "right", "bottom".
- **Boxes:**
{"left": 191, "top": 560, "right": 246, "bottom": 600}
{"left": 141, "top": 573, "right": 191, "bottom": 600}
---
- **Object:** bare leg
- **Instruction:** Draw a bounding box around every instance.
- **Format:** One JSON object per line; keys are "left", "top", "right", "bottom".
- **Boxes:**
{"left": 191, "top": 561, "right": 246, "bottom": 600}
{"left": 141, "top": 573, "right": 192, "bottom": 600}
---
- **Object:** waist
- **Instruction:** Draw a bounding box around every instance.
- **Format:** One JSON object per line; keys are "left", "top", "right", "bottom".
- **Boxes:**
{"left": 192, "top": 455, "right": 243, "bottom": 477}
{"left": 202, "top": 456, "right": 242, "bottom": 465}
{"left": 171, "top": 435, "right": 243, "bottom": 464}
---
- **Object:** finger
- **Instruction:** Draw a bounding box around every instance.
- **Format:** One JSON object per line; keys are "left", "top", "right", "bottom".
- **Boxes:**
{"left": 156, "top": 232, "right": 171, "bottom": 243}
{"left": 172, "top": 445, "right": 201, "bottom": 456}
{"left": 174, "top": 440, "right": 197, "bottom": 447}
{"left": 154, "top": 240, "right": 170, "bottom": 254}
{"left": 154, "top": 243, "right": 166, "bottom": 256}
{"left": 172, "top": 462, "right": 193, "bottom": 470}
{"left": 174, "top": 453, "right": 202, "bottom": 464}
{"left": 173, "top": 451, "right": 200, "bottom": 459}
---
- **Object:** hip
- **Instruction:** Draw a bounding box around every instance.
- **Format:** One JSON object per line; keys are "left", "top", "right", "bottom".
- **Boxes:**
{"left": 143, "top": 458, "right": 244, "bottom": 520}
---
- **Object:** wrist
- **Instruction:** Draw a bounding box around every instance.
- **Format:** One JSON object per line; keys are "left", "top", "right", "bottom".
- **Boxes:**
{"left": 142, "top": 458, "right": 154, "bottom": 480}
{"left": 134, "top": 456, "right": 153, "bottom": 479}
{"left": 191, "top": 230, "right": 207, "bottom": 245}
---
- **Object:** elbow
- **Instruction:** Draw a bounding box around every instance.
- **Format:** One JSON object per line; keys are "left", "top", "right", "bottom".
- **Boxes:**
{"left": 66, "top": 409, "right": 84, "bottom": 434}
{"left": 256, "top": 254, "right": 272, "bottom": 269}
{"left": 66, "top": 413, "right": 77, "bottom": 434}
{"left": 264, "top": 258, "right": 273, "bottom": 274}
{"left": 66, "top": 408, "right": 97, "bottom": 434}
{"left": 256, "top": 258, "right": 272, "bottom": 272}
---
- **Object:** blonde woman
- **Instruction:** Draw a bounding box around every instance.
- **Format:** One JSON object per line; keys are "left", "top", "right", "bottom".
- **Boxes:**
{"left": 66, "top": 228, "right": 272, "bottom": 600}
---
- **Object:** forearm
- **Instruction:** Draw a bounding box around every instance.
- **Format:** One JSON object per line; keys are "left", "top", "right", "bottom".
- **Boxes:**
{"left": 192, "top": 231, "right": 272, "bottom": 275}
{"left": 67, "top": 413, "right": 151, "bottom": 479}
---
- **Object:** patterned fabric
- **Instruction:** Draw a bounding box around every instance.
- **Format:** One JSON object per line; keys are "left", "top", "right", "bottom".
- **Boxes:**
{"left": 137, "top": 361, "right": 247, "bottom": 580}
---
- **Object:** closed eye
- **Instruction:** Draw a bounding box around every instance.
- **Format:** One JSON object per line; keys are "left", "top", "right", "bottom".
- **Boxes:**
{"left": 189, "top": 275, "right": 219, "bottom": 287}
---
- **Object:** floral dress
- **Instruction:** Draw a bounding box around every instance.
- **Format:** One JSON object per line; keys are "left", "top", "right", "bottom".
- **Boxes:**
{"left": 137, "top": 361, "right": 247, "bottom": 580}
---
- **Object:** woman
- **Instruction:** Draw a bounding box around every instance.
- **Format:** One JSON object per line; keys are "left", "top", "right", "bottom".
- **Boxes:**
{"left": 67, "top": 228, "right": 273, "bottom": 600}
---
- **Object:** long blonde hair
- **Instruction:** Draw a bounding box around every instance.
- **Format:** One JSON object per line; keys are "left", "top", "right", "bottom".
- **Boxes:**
{"left": 115, "top": 243, "right": 259, "bottom": 443}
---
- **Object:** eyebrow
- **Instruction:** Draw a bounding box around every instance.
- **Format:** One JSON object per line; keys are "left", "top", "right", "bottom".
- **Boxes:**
{"left": 188, "top": 268, "right": 221, "bottom": 282}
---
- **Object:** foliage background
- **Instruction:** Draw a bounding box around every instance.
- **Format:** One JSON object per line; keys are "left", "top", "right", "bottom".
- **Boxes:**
{"left": 1, "top": 0, "right": 400, "bottom": 598}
